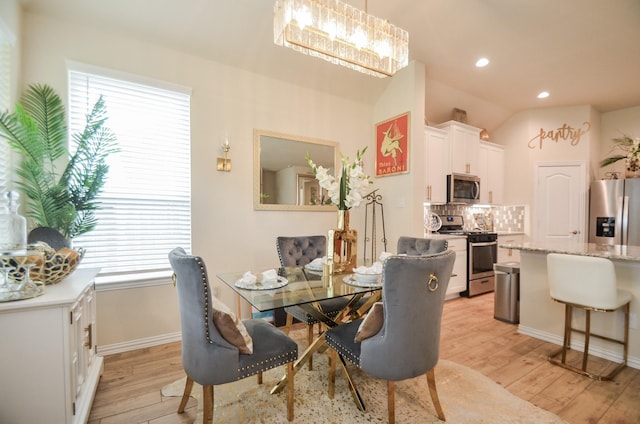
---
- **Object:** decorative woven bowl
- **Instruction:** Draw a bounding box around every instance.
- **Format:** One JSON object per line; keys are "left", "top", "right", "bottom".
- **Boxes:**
{"left": 0, "top": 242, "right": 84, "bottom": 285}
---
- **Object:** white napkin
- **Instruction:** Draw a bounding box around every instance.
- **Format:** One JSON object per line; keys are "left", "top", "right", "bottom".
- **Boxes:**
{"left": 307, "top": 257, "right": 326, "bottom": 268}
{"left": 353, "top": 261, "right": 383, "bottom": 274}
{"left": 378, "top": 251, "right": 392, "bottom": 262}
{"left": 261, "top": 269, "right": 278, "bottom": 282}
{"left": 242, "top": 271, "right": 257, "bottom": 284}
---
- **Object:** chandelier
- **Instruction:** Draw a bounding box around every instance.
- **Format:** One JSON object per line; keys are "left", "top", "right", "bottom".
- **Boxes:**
{"left": 274, "top": 0, "right": 409, "bottom": 78}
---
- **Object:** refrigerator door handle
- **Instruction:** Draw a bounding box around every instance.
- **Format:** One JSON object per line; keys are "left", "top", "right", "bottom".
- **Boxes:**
{"left": 622, "top": 195, "right": 629, "bottom": 245}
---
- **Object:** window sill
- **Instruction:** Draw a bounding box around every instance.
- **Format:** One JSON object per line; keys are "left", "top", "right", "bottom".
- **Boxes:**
{"left": 94, "top": 270, "right": 173, "bottom": 292}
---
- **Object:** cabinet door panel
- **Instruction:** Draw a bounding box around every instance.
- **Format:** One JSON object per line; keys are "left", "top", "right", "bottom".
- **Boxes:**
{"left": 424, "top": 127, "right": 449, "bottom": 203}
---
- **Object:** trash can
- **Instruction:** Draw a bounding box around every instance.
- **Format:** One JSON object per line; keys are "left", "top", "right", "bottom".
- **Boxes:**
{"left": 493, "top": 262, "right": 520, "bottom": 324}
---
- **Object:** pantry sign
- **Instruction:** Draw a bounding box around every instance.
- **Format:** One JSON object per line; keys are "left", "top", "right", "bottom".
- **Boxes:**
{"left": 528, "top": 121, "right": 591, "bottom": 150}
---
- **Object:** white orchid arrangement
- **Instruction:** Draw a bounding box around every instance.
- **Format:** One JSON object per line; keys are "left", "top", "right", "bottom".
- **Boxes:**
{"left": 306, "top": 147, "right": 372, "bottom": 210}
{"left": 601, "top": 134, "right": 640, "bottom": 171}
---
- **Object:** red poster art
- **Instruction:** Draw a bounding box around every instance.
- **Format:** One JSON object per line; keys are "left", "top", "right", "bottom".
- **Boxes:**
{"left": 375, "top": 112, "right": 410, "bottom": 177}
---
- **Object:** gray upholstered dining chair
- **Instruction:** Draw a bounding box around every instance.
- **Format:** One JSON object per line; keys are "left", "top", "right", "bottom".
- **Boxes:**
{"left": 277, "top": 235, "right": 354, "bottom": 369}
{"left": 325, "top": 249, "right": 456, "bottom": 423}
{"left": 397, "top": 236, "right": 448, "bottom": 255}
{"left": 168, "top": 247, "right": 298, "bottom": 422}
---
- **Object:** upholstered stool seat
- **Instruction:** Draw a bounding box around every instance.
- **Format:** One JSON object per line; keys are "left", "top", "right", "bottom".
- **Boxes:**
{"left": 546, "top": 253, "right": 631, "bottom": 381}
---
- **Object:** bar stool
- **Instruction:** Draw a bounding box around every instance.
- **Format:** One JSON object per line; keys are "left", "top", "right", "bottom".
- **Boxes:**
{"left": 546, "top": 253, "right": 631, "bottom": 381}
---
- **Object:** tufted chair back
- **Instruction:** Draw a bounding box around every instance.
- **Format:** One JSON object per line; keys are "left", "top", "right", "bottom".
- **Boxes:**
{"left": 397, "top": 236, "right": 447, "bottom": 256}
{"left": 277, "top": 236, "right": 326, "bottom": 267}
{"left": 359, "top": 250, "right": 455, "bottom": 379}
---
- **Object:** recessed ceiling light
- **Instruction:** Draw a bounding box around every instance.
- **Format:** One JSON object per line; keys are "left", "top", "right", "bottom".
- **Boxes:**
{"left": 475, "top": 57, "right": 490, "bottom": 68}
{"left": 537, "top": 91, "right": 550, "bottom": 99}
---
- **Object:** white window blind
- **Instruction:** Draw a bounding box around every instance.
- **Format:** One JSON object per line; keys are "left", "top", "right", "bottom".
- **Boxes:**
{"left": 0, "top": 19, "right": 14, "bottom": 193}
{"left": 68, "top": 66, "right": 192, "bottom": 284}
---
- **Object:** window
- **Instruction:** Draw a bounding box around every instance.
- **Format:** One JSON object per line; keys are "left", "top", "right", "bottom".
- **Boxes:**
{"left": 68, "top": 63, "right": 192, "bottom": 287}
{"left": 0, "top": 19, "right": 15, "bottom": 193}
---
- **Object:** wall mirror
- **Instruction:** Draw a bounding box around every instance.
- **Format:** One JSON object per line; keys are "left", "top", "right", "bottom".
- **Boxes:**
{"left": 254, "top": 129, "right": 338, "bottom": 211}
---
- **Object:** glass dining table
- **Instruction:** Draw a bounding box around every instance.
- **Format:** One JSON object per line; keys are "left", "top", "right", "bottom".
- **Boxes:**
{"left": 216, "top": 266, "right": 382, "bottom": 411}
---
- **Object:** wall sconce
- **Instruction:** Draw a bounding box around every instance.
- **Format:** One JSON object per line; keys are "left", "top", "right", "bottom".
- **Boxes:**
{"left": 217, "top": 136, "right": 231, "bottom": 172}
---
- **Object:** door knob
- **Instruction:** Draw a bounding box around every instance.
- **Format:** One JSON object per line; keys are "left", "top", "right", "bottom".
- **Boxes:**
{"left": 570, "top": 230, "right": 580, "bottom": 235}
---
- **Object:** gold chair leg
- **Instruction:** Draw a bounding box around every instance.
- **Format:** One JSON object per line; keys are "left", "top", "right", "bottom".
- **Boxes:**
{"left": 286, "top": 361, "right": 294, "bottom": 421}
{"left": 283, "top": 313, "right": 294, "bottom": 335}
{"left": 177, "top": 376, "right": 194, "bottom": 413}
{"left": 387, "top": 380, "right": 395, "bottom": 424}
{"left": 203, "top": 385, "right": 214, "bottom": 423}
{"left": 328, "top": 348, "right": 336, "bottom": 399}
{"left": 427, "top": 369, "right": 446, "bottom": 421}
{"left": 307, "top": 323, "right": 314, "bottom": 370}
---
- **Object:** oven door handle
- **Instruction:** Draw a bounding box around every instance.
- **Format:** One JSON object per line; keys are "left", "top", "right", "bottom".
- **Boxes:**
{"left": 469, "top": 241, "right": 497, "bottom": 247}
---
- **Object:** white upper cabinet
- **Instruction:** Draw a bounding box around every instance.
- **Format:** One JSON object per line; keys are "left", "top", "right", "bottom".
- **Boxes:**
{"left": 478, "top": 141, "right": 505, "bottom": 204}
{"left": 424, "top": 126, "right": 450, "bottom": 204}
{"left": 436, "top": 121, "right": 480, "bottom": 175}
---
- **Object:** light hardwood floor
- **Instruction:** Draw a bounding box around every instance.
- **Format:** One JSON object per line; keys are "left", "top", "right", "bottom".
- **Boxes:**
{"left": 88, "top": 294, "right": 640, "bottom": 423}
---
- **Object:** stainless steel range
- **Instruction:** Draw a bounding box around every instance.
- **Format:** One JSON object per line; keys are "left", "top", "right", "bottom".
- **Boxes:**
{"left": 438, "top": 214, "right": 498, "bottom": 297}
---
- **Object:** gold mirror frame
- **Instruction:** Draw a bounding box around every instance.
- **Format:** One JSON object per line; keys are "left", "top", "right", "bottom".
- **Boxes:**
{"left": 253, "top": 129, "right": 338, "bottom": 211}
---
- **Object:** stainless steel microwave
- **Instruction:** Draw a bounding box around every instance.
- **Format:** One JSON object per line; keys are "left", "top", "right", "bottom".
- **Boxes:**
{"left": 447, "top": 173, "right": 480, "bottom": 204}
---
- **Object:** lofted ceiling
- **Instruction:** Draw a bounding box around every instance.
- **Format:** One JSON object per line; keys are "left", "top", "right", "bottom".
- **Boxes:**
{"left": 17, "top": 0, "right": 640, "bottom": 133}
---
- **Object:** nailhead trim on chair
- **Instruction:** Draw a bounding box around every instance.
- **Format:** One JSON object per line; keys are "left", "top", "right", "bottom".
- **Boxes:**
{"left": 325, "top": 335, "right": 361, "bottom": 367}
{"left": 194, "top": 257, "right": 216, "bottom": 345}
{"left": 194, "top": 257, "right": 298, "bottom": 379}
{"left": 237, "top": 350, "right": 298, "bottom": 379}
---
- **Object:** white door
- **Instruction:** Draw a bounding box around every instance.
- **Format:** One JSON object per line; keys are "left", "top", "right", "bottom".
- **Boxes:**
{"left": 534, "top": 162, "right": 586, "bottom": 243}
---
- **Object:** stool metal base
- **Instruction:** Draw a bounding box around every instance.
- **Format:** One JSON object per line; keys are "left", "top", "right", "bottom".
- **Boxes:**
{"left": 547, "top": 301, "right": 630, "bottom": 381}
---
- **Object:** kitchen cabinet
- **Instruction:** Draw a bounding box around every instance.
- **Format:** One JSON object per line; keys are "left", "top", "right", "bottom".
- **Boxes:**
{"left": 436, "top": 120, "right": 480, "bottom": 175}
{"left": 478, "top": 141, "right": 504, "bottom": 204}
{"left": 424, "top": 126, "right": 450, "bottom": 203}
{"left": 445, "top": 237, "right": 467, "bottom": 298}
{"left": 498, "top": 234, "right": 524, "bottom": 263}
{"left": 0, "top": 268, "right": 102, "bottom": 424}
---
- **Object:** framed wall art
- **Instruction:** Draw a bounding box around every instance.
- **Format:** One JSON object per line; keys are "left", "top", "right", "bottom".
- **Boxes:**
{"left": 375, "top": 111, "right": 410, "bottom": 177}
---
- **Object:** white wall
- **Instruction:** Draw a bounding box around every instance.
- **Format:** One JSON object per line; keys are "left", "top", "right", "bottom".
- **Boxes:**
{"left": 492, "top": 105, "right": 597, "bottom": 226}
{"left": 20, "top": 11, "right": 380, "bottom": 348}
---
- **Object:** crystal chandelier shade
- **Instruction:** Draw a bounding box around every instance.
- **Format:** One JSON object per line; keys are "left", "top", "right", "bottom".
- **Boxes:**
{"left": 274, "top": 0, "right": 409, "bottom": 78}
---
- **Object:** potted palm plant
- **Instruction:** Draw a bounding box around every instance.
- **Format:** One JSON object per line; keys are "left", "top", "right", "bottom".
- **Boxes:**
{"left": 0, "top": 83, "right": 117, "bottom": 240}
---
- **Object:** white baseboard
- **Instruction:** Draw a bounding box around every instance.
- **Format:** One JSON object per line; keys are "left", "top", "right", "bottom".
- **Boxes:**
{"left": 97, "top": 332, "right": 182, "bottom": 356}
{"left": 518, "top": 325, "right": 640, "bottom": 370}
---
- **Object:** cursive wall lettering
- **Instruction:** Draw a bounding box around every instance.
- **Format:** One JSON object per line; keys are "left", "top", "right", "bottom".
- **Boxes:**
{"left": 527, "top": 121, "right": 591, "bottom": 149}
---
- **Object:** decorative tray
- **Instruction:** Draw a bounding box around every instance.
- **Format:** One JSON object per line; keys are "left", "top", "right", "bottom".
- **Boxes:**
{"left": 234, "top": 276, "right": 288, "bottom": 290}
{"left": 0, "top": 280, "right": 45, "bottom": 302}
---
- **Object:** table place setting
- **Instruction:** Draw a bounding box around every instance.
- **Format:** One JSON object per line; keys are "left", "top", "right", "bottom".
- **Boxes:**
{"left": 343, "top": 251, "right": 392, "bottom": 288}
{"left": 234, "top": 269, "right": 288, "bottom": 290}
{"left": 303, "top": 256, "right": 326, "bottom": 273}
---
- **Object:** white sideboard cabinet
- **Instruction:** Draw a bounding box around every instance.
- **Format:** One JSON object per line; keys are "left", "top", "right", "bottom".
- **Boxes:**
{"left": 0, "top": 268, "right": 102, "bottom": 424}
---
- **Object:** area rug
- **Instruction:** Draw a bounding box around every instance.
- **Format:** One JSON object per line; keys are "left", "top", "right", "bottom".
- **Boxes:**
{"left": 162, "top": 330, "right": 567, "bottom": 423}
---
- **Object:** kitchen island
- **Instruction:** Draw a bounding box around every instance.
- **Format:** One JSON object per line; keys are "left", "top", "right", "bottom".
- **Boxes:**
{"left": 499, "top": 240, "right": 640, "bottom": 369}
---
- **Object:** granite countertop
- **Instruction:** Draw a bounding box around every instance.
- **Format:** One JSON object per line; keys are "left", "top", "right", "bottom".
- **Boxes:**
{"left": 499, "top": 240, "right": 640, "bottom": 262}
{"left": 424, "top": 233, "right": 467, "bottom": 240}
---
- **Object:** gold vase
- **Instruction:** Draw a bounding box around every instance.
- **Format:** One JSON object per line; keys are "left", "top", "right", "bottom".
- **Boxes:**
{"left": 328, "top": 209, "right": 357, "bottom": 274}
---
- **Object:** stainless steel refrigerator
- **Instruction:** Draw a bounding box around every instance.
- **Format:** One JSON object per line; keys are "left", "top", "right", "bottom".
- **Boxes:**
{"left": 589, "top": 178, "right": 640, "bottom": 246}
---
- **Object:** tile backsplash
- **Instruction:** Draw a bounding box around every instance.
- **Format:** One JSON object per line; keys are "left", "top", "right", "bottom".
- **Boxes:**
{"left": 427, "top": 204, "right": 526, "bottom": 233}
